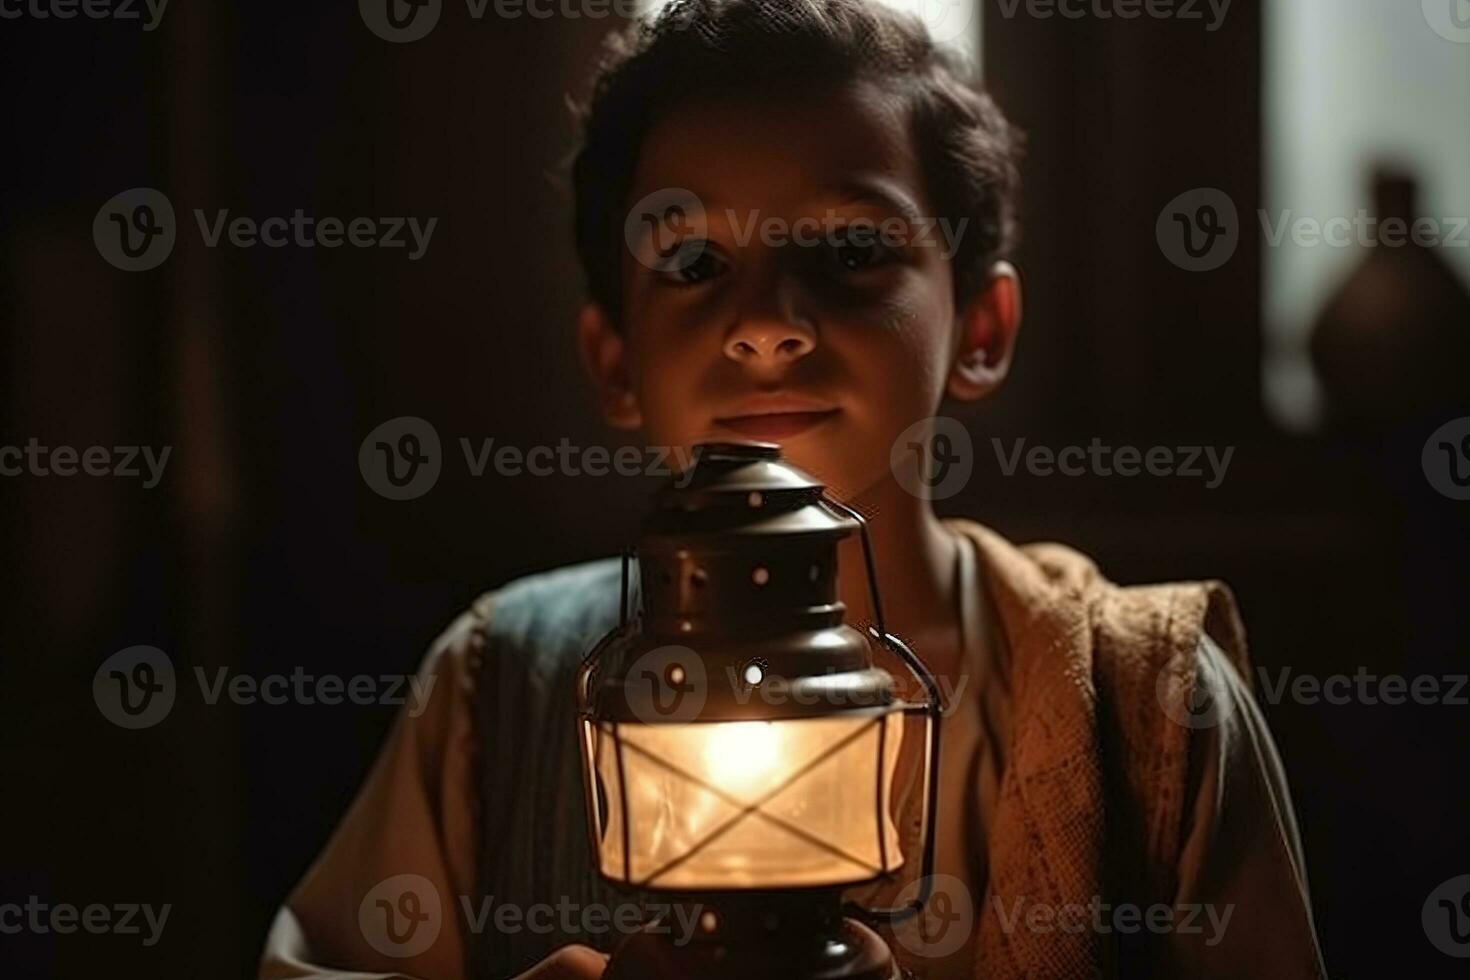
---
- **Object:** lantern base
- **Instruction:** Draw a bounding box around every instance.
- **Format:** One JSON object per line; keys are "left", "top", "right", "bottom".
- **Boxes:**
{"left": 604, "top": 890, "right": 898, "bottom": 980}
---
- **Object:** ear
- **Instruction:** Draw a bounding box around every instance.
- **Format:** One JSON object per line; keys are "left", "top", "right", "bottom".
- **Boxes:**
{"left": 947, "top": 261, "right": 1023, "bottom": 402}
{"left": 576, "top": 301, "right": 642, "bottom": 430}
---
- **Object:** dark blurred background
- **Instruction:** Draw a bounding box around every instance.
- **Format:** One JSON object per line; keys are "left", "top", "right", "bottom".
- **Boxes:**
{"left": 2, "top": 0, "right": 1467, "bottom": 976}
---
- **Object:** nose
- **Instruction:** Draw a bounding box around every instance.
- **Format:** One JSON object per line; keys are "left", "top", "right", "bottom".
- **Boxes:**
{"left": 721, "top": 257, "right": 818, "bottom": 367}
{"left": 723, "top": 286, "right": 817, "bottom": 365}
{"left": 723, "top": 318, "right": 817, "bottom": 364}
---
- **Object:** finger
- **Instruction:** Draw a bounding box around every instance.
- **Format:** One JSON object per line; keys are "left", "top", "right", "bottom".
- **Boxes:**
{"left": 550, "top": 944, "right": 610, "bottom": 979}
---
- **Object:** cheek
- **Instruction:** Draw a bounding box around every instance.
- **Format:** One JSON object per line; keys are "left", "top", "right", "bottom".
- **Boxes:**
{"left": 842, "top": 290, "right": 954, "bottom": 427}
{"left": 802, "top": 304, "right": 950, "bottom": 497}
{"left": 626, "top": 328, "right": 713, "bottom": 445}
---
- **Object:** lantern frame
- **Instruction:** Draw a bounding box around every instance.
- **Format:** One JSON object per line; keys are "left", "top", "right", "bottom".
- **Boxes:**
{"left": 574, "top": 461, "right": 944, "bottom": 923}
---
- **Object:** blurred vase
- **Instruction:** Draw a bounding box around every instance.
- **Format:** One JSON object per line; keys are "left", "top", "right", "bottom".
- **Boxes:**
{"left": 1309, "top": 168, "right": 1470, "bottom": 432}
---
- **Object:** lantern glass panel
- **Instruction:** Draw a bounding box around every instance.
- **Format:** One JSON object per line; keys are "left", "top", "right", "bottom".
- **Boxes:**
{"left": 588, "top": 712, "right": 906, "bottom": 890}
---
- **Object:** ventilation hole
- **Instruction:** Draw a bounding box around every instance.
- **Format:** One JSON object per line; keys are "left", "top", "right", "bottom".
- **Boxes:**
{"left": 739, "top": 658, "right": 769, "bottom": 689}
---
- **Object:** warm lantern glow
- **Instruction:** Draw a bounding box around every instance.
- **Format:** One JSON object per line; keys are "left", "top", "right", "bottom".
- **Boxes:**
{"left": 703, "top": 720, "right": 782, "bottom": 793}
{"left": 588, "top": 712, "right": 907, "bottom": 891}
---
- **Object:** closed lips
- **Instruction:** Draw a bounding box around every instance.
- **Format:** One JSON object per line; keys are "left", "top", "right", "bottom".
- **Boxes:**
{"left": 713, "top": 404, "right": 839, "bottom": 439}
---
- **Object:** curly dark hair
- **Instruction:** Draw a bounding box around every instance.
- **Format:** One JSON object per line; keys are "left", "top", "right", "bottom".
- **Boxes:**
{"left": 568, "top": 0, "right": 1023, "bottom": 327}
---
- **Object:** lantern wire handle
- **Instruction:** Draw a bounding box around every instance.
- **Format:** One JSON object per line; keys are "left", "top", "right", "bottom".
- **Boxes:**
{"left": 819, "top": 495, "right": 944, "bottom": 926}
{"left": 619, "top": 545, "right": 632, "bottom": 629}
{"left": 575, "top": 547, "right": 636, "bottom": 714}
{"left": 574, "top": 547, "right": 641, "bottom": 866}
{"left": 819, "top": 496, "right": 888, "bottom": 637}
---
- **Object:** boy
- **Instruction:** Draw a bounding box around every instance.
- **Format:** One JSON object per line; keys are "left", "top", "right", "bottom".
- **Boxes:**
{"left": 260, "top": 1, "right": 1326, "bottom": 977}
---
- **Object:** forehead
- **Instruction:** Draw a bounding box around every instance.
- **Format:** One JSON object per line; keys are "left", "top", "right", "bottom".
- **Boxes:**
{"left": 628, "top": 78, "right": 930, "bottom": 216}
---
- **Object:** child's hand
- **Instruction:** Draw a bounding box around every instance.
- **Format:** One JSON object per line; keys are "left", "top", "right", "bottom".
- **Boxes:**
{"left": 511, "top": 945, "right": 608, "bottom": 979}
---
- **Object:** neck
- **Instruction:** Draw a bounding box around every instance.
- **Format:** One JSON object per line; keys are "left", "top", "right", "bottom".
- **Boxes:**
{"left": 833, "top": 477, "right": 961, "bottom": 652}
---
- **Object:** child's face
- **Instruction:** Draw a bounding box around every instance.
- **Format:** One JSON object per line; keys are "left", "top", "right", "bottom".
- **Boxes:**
{"left": 582, "top": 78, "right": 1017, "bottom": 498}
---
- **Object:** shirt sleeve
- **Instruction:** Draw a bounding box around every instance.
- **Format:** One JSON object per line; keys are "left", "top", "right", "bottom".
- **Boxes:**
{"left": 257, "top": 595, "right": 493, "bottom": 980}
{"left": 1161, "top": 633, "right": 1328, "bottom": 978}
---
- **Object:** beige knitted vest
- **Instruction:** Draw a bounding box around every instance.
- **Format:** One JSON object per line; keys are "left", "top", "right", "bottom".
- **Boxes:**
{"left": 952, "top": 521, "right": 1250, "bottom": 980}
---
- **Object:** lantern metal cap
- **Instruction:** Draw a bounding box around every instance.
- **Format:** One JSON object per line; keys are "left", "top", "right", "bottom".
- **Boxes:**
{"left": 647, "top": 441, "right": 857, "bottom": 538}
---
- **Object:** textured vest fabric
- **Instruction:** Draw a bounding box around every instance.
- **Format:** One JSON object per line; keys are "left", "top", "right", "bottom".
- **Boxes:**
{"left": 955, "top": 523, "right": 1249, "bottom": 980}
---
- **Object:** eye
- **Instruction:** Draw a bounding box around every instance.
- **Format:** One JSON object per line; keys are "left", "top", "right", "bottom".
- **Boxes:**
{"left": 828, "top": 224, "right": 897, "bottom": 273}
{"left": 833, "top": 240, "right": 888, "bottom": 271}
{"left": 655, "top": 240, "right": 727, "bottom": 287}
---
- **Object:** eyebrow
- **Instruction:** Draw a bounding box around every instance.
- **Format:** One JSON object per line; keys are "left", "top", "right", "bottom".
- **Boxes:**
{"left": 686, "top": 178, "right": 928, "bottom": 228}
{"left": 823, "top": 179, "right": 927, "bottom": 225}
